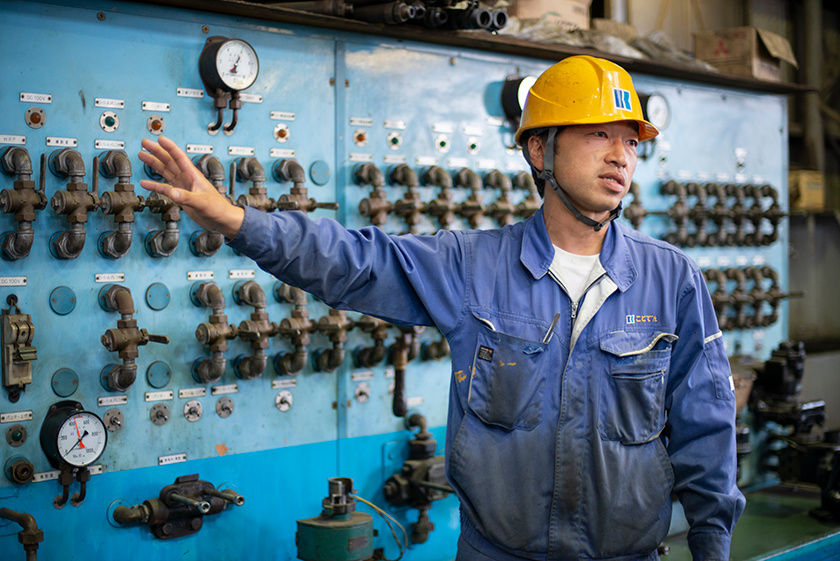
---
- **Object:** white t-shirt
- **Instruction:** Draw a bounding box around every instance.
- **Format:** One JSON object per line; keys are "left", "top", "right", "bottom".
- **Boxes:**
{"left": 548, "top": 245, "right": 601, "bottom": 303}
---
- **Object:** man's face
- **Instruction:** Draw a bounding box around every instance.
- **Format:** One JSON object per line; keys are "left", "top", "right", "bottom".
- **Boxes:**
{"left": 551, "top": 121, "right": 639, "bottom": 221}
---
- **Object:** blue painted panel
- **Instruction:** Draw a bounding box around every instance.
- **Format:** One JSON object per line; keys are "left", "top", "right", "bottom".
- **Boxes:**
{"left": 0, "top": 1, "right": 792, "bottom": 560}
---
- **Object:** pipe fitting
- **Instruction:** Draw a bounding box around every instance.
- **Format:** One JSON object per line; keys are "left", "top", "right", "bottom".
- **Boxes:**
{"left": 390, "top": 163, "right": 419, "bottom": 188}
{"left": 145, "top": 222, "right": 180, "bottom": 258}
{"left": 354, "top": 163, "right": 385, "bottom": 188}
{"left": 99, "top": 150, "right": 132, "bottom": 180}
{"left": 99, "top": 224, "right": 133, "bottom": 259}
{"left": 49, "top": 225, "right": 87, "bottom": 260}
{"left": 0, "top": 507, "right": 44, "bottom": 560}
{"left": 1, "top": 147, "right": 33, "bottom": 176}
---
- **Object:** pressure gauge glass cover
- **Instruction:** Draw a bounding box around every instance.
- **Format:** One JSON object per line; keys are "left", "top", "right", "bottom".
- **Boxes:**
{"left": 199, "top": 36, "right": 260, "bottom": 93}
{"left": 40, "top": 400, "right": 108, "bottom": 468}
{"left": 501, "top": 75, "right": 538, "bottom": 122}
{"left": 640, "top": 93, "right": 671, "bottom": 131}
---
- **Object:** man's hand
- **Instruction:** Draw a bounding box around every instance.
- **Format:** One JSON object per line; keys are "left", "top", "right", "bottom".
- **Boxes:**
{"left": 138, "top": 136, "right": 244, "bottom": 239}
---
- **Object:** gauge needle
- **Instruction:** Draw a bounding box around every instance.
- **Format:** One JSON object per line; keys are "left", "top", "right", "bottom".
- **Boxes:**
{"left": 68, "top": 429, "right": 90, "bottom": 453}
{"left": 74, "top": 418, "right": 86, "bottom": 449}
{"left": 230, "top": 55, "right": 240, "bottom": 74}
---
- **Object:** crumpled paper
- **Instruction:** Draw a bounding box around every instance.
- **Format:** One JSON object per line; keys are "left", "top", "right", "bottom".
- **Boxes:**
{"left": 497, "top": 15, "right": 719, "bottom": 72}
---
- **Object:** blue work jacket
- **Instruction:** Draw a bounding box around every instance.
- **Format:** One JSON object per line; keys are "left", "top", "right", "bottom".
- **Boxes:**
{"left": 229, "top": 205, "right": 745, "bottom": 561}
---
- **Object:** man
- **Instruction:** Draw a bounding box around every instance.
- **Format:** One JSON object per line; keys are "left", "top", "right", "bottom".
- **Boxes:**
{"left": 139, "top": 55, "right": 744, "bottom": 560}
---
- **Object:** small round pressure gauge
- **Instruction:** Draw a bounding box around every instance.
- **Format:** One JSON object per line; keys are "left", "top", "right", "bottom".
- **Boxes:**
{"left": 501, "top": 75, "right": 538, "bottom": 122}
{"left": 198, "top": 36, "right": 260, "bottom": 93}
{"left": 640, "top": 93, "right": 670, "bottom": 131}
{"left": 40, "top": 401, "right": 108, "bottom": 469}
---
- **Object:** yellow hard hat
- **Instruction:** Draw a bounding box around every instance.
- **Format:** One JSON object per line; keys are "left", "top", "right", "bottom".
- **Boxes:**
{"left": 515, "top": 55, "right": 658, "bottom": 144}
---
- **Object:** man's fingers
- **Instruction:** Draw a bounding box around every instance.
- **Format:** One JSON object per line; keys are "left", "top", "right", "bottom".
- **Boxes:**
{"left": 138, "top": 142, "right": 171, "bottom": 177}
{"left": 140, "top": 137, "right": 183, "bottom": 177}
{"left": 139, "top": 179, "right": 184, "bottom": 203}
{"left": 157, "top": 136, "right": 194, "bottom": 174}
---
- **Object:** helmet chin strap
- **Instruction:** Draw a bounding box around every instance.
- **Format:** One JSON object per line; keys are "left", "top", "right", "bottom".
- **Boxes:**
{"left": 533, "top": 128, "right": 622, "bottom": 233}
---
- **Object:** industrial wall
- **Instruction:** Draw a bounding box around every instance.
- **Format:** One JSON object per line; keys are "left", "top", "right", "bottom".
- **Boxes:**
{"left": 0, "top": 1, "right": 791, "bottom": 559}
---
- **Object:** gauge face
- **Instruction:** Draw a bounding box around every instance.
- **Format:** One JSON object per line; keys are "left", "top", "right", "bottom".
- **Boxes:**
{"left": 501, "top": 75, "right": 537, "bottom": 122}
{"left": 644, "top": 93, "right": 670, "bottom": 130}
{"left": 215, "top": 39, "right": 259, "bottom": 91}
{"left": 516, "top": 76, "right": 537, "bottom": 112}
{"left": 56, "top": 411, "right": 107, "bottom": 467}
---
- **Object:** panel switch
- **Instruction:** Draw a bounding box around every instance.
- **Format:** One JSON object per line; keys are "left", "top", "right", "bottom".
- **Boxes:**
{"left": 1, "top": 298, "right": 36, "bottom": 402}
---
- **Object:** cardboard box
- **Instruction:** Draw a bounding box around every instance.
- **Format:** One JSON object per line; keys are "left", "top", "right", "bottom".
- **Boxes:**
{"left": 509, "top": 0, "right": 592, "bottom": 31}
{"left": 789, "top": 170, "right": 825, "bottom": 211}
{"left": 694, "top": 27, "right": 798, "bottom": 82}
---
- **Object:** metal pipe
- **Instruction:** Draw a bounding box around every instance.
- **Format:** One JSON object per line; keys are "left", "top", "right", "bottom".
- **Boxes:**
{"left": 170, "top": 493, "right": 211, "bottom": 514}
{"left": 803, "top": 0, "right": 824, "bottom": 172}
{"left": 609, "top": 0, "right": 628, "bottom": 24}
{"left": 0, "top": 508, "right": 43, "bottom": 561}
{"left": 205, "top": 487, "right": 245, "bottom": 506}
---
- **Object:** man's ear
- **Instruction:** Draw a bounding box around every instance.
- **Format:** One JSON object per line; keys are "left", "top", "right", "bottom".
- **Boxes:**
{"left": 527, "top": 135, "right": 545, "bottom": 171}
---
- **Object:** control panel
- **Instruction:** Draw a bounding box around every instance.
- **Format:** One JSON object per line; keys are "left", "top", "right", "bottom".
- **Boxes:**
{"left": 0, "top": 1, "right": 790, "bottom": 559}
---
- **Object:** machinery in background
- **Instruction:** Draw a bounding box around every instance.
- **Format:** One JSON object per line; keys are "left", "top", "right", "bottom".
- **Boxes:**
{"left": 256, "top": 0, "right": 509, "bottom": 30}
{"left": 296, "top": 477, "right": 383, "bottom": 561}
{"left": 383, "top": 413, "right": 451, "bottom": 544}
{"left": 110, "top": 473, "right": 244, "bottom": 539}
{"left": 750, "top": 341, "right": 840, "bottom": 521}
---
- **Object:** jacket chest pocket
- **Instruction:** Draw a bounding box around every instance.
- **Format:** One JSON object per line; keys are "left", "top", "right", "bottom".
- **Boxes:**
{"left": 468, "top": 322, "right": 548, "bottom": 431}
{"left": 598, "top": 331, "right": 677, "bottom": 444}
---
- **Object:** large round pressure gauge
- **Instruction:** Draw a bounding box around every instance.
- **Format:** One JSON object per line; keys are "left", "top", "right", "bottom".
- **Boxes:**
{"left": 198, "top": 36, "right": 260, "bottom": 93}
{"left": 639, "top": 93, "right": 671, "bottom": 131}
{"left": 40, "top": 401, "right": 108, "bottom": 469}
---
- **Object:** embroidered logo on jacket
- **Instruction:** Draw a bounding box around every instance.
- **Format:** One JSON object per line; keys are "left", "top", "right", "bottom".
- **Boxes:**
{"left": 626, "top": 314, "right": 658, "bottom": 324}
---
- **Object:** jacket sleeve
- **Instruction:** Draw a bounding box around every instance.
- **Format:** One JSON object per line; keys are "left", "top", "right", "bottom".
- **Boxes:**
{"left": 665, "top": 267, "right": 746, "bottom": 561}
{"left": 227, "top": 205, "right": 468, "bottom": 333}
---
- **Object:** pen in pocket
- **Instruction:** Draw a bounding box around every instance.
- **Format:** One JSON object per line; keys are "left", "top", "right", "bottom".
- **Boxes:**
{"left": 543, "top": 312, "right": 561, "bottom": 343}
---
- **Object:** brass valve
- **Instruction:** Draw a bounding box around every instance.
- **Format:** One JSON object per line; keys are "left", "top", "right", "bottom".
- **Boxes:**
{"left": 484, "top": 169, "right": 515, "bottom": 227}
{"left": 273, "top": 158, "right": 339, "bottom": 213}
{"left": 423, "top": 166, "right": 455, "bottom": 229}
{"left": 513, "top": 171, "right": 541, "bottom": 219}
{"left": 97, "top": 151, "right": 143, "bottom": 259}
{"left": 354, "top": 315, "right": 391, "bottom": 368}
{"left": 356, "top": 163, "right": 392, "bottom": 227}
{"left": 313, "top": 309, "right": 355, "bottom": 373}
{"left": 0, "top": 147, "right": 46, "bottom": 260}
{"left": 49, "top": 148, "right": 99, "bottom": 259}
{"left": 274, "top": 283, "right": 317, "bottom": 376}
{"left": 99, "top": 285, "right": 169, "bottom": 391}
{"left": 233, "top": 281, "right": 277, "bottom": 380}
{"left": 191, "top": 282, "right": 238, "bottom": 384}
{"left": 391, "top": 163, "right": 426, "bottom": 232}
{"left": 235, "top": 157, "right": 275, "bottom": 213}
{"left": 454, "top": 167, "right": 485, "bottom": 228}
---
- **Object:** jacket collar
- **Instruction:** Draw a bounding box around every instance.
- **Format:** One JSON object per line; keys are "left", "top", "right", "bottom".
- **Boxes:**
{"left": 521, "top": 207, "right": 638, "bottom": 292}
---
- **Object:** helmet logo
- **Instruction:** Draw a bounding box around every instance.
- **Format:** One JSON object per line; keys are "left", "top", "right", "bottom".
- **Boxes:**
{"left": 612, "top": 87, "right": 632, "bottom": 112}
